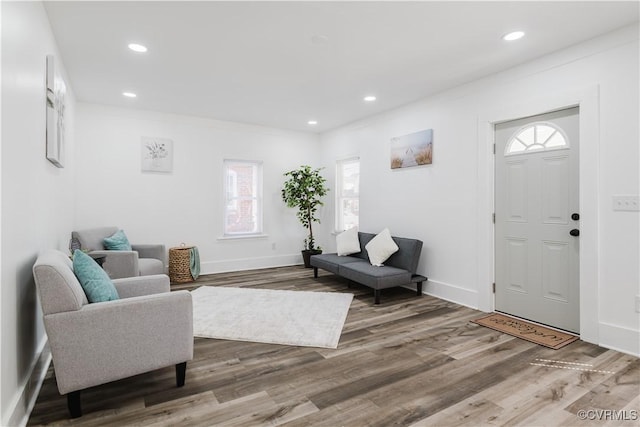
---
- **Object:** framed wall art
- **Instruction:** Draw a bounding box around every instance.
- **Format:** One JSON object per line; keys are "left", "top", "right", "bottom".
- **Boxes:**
{"left": 46, "top": 55, "right": 67, "bottom": 168}
{"left": 141, "top": 137, "right": 173, "bottom": 173}
{"left": 390, "top": 128, "right": 433, "bottom": 169}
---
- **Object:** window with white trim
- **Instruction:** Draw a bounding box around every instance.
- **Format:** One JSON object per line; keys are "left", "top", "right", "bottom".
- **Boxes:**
{"left": 223, "top": 160, "right": 263, "bottom": 236}
{"left": 505, "top": 122, "right": 569, "bottom": 156}
{"left": 336, "top": 158, "right": 360, "bottom": 232}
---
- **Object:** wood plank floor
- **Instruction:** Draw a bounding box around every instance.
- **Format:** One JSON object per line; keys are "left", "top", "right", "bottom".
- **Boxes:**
{"left": 28, "top": 266, "right": 639, "bottom": 426}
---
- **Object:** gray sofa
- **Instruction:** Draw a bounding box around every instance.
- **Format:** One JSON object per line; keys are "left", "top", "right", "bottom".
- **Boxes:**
{"left": 33, "top": 249, "right": 193, "bottom": 418}
{"left": 72, "top": 226, "right": 165, "bottom": 279}
{"left": 310, "top": 232, "right": 426, "bottom": 304}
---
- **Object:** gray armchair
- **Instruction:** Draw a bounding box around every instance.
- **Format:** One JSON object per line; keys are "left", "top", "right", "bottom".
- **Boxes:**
{"left": 71, "top": 226, "right": 165, "bottom": 279}
{"left": 33, "top": 249, "right": 193, "bottom": 418}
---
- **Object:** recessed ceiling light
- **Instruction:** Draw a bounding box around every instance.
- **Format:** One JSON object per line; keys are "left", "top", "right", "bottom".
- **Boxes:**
{"left": 128, "top": 43, "right": 148, "bottom": 53}
{"left": 122, "top": 92, "right": 137, "bottom": 98}
{"left": 364, "top": 95, "right": 377, "bottom": 102}
{"left": 502, "top": 31, "right": 525, "bottom": 41}
{"left": 307, "top": 120, "right": 318, "bottom": 125}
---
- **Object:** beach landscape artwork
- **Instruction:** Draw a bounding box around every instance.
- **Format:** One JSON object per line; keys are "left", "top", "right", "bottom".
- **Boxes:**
{"left": 390, "top": 129, "right": 433, "bottom": 169}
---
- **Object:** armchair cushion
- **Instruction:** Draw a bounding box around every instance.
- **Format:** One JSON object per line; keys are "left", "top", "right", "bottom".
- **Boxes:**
{"left": 103, "top": 229, "right": 132, "bottom": 251}
{"left": 88, "top": 250, "right": 139, "bottom": 279}
{"left": 139, "top": 258, "right": 165, "bottom": 276}
{"left": 132, "top": 244, "right": 165, "bottom": 263}
{"left": 72, "top": 250, "right": 119, "bottom": 303}
{"left": 112, "top": 274, "right": 169, "bottom": 298}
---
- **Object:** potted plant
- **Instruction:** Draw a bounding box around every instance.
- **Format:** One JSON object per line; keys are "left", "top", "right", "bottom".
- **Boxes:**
{"left": 281, "top": 165, "right": 329, "bottom": 267}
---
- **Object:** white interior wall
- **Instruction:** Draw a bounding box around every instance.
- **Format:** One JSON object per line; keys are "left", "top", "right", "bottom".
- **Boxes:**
{"left": 1, "top": 6, "right": 638, "bottom": 426}
{"left": 1, "top": 2, "right": 77, "bottom": 425}
{"left": 74, "top": 104, "right": 321, "bottom": 274}
{"left": 319, "top": 25, "right": 640, "bottom": 356}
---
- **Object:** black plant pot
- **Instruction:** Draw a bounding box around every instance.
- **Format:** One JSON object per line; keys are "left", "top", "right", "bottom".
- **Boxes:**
{"left": 301, "top": 249, "right": 322, "bottom": 268}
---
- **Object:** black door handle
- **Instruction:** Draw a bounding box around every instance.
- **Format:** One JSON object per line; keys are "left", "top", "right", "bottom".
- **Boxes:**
{"left": 570, "top": 229, "right": 580, "bottom": 237}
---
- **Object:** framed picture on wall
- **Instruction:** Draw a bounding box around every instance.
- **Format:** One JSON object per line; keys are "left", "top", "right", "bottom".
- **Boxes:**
{"left": 141, "top": 137, "right": 173, "bottom": 172}
{"left": 45, "top": 55, "right": 67, "bottom": 168}
{"left": 390, "top": 129, "right": 433, "bottom": 169}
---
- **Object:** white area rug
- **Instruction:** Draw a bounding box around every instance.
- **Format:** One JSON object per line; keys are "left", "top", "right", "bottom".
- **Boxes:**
{"left": 191, "top": 286, "right": 354, "bottom": 349}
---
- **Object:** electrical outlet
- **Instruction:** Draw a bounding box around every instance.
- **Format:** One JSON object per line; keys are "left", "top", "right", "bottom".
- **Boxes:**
{"left": 612, "top": 195, "right": 640, "bottom": 211}
{"left": 636, "top": 295, "right": 640, "bottom": 313}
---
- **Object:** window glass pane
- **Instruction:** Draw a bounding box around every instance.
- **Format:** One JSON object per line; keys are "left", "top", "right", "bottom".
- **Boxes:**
{"left": 341, "top": 161, "right": 360, "bottom": 197}
{"left": 519, "top": 126, "right": 535, "bottom": 145}
{"left": 341, "top": 198, "right": 359, "bottom": 230}
{"left": 509, "top": 140, "right": 527, "bottom": 153}
{"left": 224, "top": 161, "right": 262, "bottom": 235}
{"left": 336, "top": 158, "right": 360, "bottom": 231}
{"left": 545, "top": 132, "right": 567, "bottom": 148}
{"left": 536, "top": 125, "right": 556, "bottom": 144}
{"left": 505, "top": 122, "right": 568, "bottom": 156}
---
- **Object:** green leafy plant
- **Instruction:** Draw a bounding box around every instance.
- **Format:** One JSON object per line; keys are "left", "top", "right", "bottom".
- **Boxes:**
{"left": 281, "top": 165, "right": 329, "bottom": 251}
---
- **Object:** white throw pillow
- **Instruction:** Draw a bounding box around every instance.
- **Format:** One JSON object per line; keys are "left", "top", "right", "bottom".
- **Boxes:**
{"left": 336, "top": 227, "right": 360, "bottom": 256}
{"left": 365, "top": 228, "right": 399, "bottom": 266}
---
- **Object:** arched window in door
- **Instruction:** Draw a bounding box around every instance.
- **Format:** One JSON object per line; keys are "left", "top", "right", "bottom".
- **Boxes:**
{"left": 505, "top": 122, "right": 569, "bottom": 155}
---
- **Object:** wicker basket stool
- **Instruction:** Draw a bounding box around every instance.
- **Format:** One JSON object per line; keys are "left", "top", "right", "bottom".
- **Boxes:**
{"left": 169, "top": 246, "right": 196, "bottom": 283}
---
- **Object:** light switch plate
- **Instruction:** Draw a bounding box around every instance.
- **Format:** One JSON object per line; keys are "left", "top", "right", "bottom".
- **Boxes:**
{"left": 612, "top": 195, "right": 640, "bottom": 211}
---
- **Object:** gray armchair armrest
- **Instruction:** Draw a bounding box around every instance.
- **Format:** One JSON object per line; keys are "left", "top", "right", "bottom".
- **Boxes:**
{"left": 44, "top": 291, "right": 193, "bottom": 395}
{"left": 89, "top": 250, "right": 139, "bottom": 279}
{"left": 132, "top": 244, "right": 166, "bottom": 263}
{"left": 112, "top": 274, "right": 170, "bottom": 299}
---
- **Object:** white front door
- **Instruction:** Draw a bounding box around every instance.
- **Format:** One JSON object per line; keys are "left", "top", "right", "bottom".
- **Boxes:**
{"left": 494, "top": 107, "right": 580, "bottom": 333}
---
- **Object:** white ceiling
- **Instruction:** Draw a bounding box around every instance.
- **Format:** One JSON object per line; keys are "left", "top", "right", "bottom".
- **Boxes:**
{"left": 44, "top": 1, "right": 639, "bottom": 133}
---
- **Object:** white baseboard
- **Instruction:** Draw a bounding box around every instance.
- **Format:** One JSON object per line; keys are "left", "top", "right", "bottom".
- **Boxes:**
{"left": 598, "top": 322, "right": 640, "bottom": 357}
{"left": 422, "top": 279, "right": 480, "bottom": 311}
{"left": 3, "top": 338, "right": 51, "bottom": 427}
{"left": 201, "top": 254, "right": 303, "bottom": 274}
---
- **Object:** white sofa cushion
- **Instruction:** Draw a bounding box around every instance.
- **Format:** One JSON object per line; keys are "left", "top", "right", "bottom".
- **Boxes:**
{"left": 336, "top": 227, "right": 360, "bottom": 256}
{"left": 365, "top": 228, "right": 399, "bottom": 266}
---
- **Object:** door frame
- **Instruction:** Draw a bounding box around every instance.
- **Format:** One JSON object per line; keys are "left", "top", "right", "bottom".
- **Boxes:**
{"left": 476, "top": 85, "right": 600, "bottom": 344}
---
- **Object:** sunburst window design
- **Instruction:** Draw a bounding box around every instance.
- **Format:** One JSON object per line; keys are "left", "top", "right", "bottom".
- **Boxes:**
{"left": 505, "top": 122, "right": 569, "bottom": 156}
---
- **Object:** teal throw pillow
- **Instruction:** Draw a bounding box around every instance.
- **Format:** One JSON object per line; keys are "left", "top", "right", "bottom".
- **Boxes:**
{"left": 73, "top": 250, "right": 119, "bottom": 303}
{"left": 103, "top": 229, "right": 132, "bottom": 251}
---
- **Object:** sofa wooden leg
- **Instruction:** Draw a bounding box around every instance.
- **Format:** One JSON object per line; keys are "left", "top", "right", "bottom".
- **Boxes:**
{"left": 417, "top": 281, "right": 423, "bottom": 296}
{"left": 67, "top": 391, "right": 82, "bottom": 418}
{"left": 313, "top": 267, "right": 318, "bottom": 278}
{"left": 176, "top": 362, "right": 187, "bottom": 387}
{"left": 374, "top": 289, "right": 381, "bottom": 305}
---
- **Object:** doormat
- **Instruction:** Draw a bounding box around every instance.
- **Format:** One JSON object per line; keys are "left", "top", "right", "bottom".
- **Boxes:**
{"left": 472, "top": 313, "right": 579, "bottom": 350}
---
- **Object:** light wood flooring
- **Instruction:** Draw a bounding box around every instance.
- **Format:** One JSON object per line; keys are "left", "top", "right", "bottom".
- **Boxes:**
{"left": 28, "top": 266, "right": 639, "bottom": 426}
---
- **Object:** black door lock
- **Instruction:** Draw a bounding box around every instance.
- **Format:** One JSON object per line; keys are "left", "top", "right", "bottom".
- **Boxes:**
{"left": 572, "top": 213, "right": 580, "bottom": 221}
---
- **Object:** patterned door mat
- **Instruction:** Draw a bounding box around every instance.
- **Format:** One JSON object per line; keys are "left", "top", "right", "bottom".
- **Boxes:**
{"left": 472, "top": 313, "right": 579, "bottom": 349}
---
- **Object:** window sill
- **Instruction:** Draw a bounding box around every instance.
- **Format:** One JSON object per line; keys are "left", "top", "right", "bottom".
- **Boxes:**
{"left": 217, "top": 233, "right": 269, "bottom": 241}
